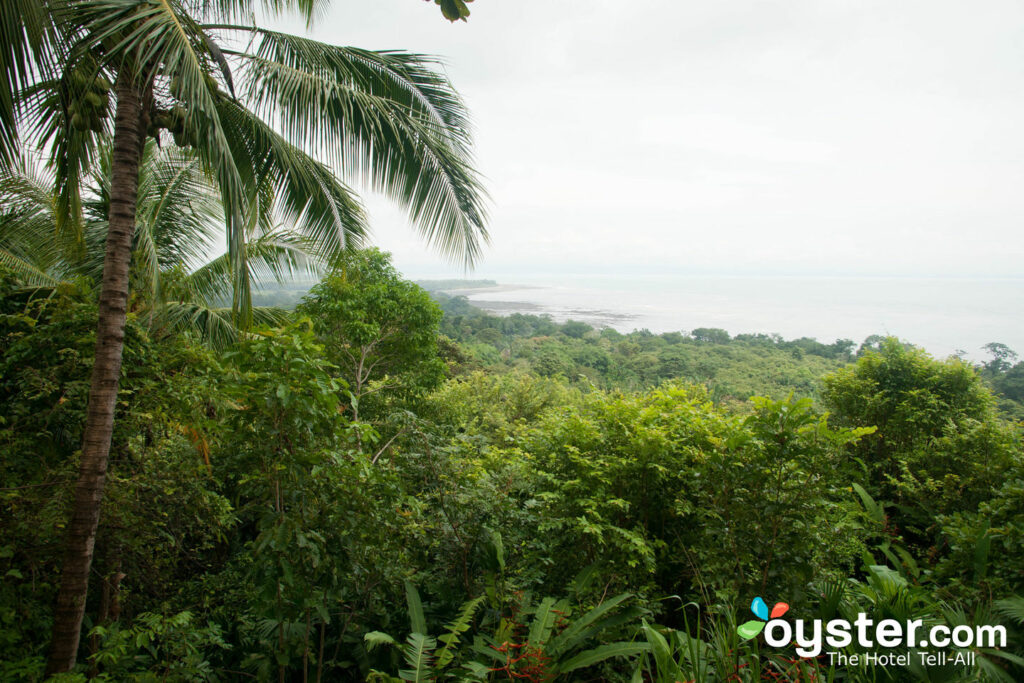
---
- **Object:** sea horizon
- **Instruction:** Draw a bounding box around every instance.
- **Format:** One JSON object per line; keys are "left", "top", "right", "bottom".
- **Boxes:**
{"left": 416, "top": 272, "right": 1024, "bottom": 363}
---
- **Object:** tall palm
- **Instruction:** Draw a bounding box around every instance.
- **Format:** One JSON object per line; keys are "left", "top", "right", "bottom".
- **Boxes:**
{"left": 12, "top": 0, "right": 488, "bottom": 673}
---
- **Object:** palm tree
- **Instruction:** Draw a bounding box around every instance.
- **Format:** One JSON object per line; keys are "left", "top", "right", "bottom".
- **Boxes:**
{"left": 10, "top": 0, "right": 488, "bottom": 673}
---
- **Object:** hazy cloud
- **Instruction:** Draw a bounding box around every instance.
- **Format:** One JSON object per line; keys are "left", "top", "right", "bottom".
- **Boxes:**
{"left": 269, "top": 0, "right": 1024, "bottom": 278}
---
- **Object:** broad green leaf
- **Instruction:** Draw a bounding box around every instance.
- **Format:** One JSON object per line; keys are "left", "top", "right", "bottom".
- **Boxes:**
{"left": 560, "top": 641, "right": 649, "bottom": 673}
{"left": 404, "top": 580, "right": 427, "bottom": 635}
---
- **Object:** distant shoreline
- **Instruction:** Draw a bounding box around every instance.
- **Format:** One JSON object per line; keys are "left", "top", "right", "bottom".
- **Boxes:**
{"left": 443, "top": 284, "right": 543, "bottom": 297}
{"left": 416, "top": 280, "right": 543, "bottom": 297}
{"left": 417, "top": 274, "right": 1023, "bottom": 362}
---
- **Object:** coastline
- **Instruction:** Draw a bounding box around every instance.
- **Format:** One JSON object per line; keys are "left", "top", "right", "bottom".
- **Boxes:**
{"left": 422, "top": 275, "right": 1024, "bottom": 362}
{"left": 429, "top": 283, "right": 543, "bottom": 297}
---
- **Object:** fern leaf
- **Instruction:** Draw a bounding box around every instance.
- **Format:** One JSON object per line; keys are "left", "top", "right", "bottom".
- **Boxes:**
{"left": 527, "top": 597, "right": 563, "bottom": 647}
{"left": 995, "top": 596, "right": 1024, "bottom": 625}
{"left": 435, "top": 596, "right": 485, "bottom": 669}
{"left": 399, "top": 632, "right": 436, "bottom": 683}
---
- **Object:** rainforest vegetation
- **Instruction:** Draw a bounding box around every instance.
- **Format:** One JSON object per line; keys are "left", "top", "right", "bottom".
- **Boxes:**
{"left": 429, "top": 290, "right": 1024, "bottom": 419}
{"left": 2, "top": 248, "right": 1024, "bottom": 681}
{"left": 2, "top": 1, "right": 1023, "bottom": 681}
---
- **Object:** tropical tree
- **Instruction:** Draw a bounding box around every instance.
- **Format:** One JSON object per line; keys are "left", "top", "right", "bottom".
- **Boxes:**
{"left": 298, "top": 248, "right": 445, "bottom": 425}
{"left": 982, "top": 342, "right": 1019, "bottom": 374}
{"left": 9, "top": 0, "right": 488, "bottom": 673}
{"left": 822, "top": 338, "right": 1019, "bottom": 556}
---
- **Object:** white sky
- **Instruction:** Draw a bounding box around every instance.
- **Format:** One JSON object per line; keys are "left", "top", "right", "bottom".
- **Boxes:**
{"left": 269, "top": 0, "right": 1024, "bottom": 279}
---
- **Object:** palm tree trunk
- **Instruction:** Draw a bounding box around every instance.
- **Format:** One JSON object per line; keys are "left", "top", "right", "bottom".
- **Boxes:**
{"left": 45, "top": 73, "right": 145, "bottom": 675}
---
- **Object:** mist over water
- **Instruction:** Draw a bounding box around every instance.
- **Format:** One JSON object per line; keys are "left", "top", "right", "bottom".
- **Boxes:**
{"left": 456, "top": 274, "right": 1024, "bottom": 362}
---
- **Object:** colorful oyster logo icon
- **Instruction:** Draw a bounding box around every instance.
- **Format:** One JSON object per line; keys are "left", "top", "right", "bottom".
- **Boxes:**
{"left": 736, "top": 596, "right": 789, "bottom": 640}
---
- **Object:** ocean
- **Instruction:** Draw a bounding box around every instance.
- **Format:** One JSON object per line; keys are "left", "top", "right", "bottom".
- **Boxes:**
{"left": 449, "top": 274, "right": 1024, "bottom": 362}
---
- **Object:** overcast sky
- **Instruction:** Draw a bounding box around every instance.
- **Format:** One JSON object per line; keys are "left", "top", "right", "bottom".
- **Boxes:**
{"left": 269, "top": 0, "right": 1024, "bottom": 279}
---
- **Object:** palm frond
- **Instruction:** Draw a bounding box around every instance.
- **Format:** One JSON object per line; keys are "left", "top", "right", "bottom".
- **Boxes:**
{"left": 137, "top": 143, "right": 222, "bottom": 271}
{"left": 0, "top": 153, "right": 73, "bottom": 282}
{"left": 213, "top": 95, "right": 368, "bottom": 261}
{"left": 0, "top": 248, "right": 63, "bottom": 286}
{"left": 210, "top": 26, "right": 489, "bottom": 266}
{"left": 0, "top": 0, "right": 55, "bottom": 164}
{"left": 182, "top": 228, "right": 315, "bottom": 306}
{"left": 153, "top": 299, "right": 239, "bottom": 347}
{"left": 134, "top": 143, "right": 221, "bottom": 302}
{"left": 73, "top": 141, "right": 224, "bottom": 297}
{"left": 153, "top": 299, "right": 288, "bottom": 348}
{"left": 8, "top": 0, "right": 490, "bottom": 346}
{"left": 181, "top": 0, "right": 330, "bottom": 27}
{"left": 995, "top": 596, "right": 1024, "bottom": 626}
{"left": 18, "top": 64, "right": 109, "bottom": 248}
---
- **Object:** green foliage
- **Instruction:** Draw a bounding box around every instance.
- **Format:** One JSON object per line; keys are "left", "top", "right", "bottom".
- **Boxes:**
{"left": 682, "top": 396, "right": 873, "bottom": 604}
{"left": 365, "top": 582, "right": 486, "bottom": 681}
{"left": 690, "top": 327, "right": 730, "bottom": 344}
{"left": 977, "top": 343, "right": 1024, "bottom": 418}
{"left": 87, "top": 611, "right": 228, "bottom": 681}
{"left": 635, "top": 571, "right": 1024, "bottom": 683}
{"left": 823, "top": 338, "right": 1021, "bottom": 575}
{"left": 2, "top": 265, "right": 1023, "bottom": 681}
{"left": 431, "top": 382, "right": 870, "bottom": 616}
{"left": 218, "top": 322, "right": 360, "bottom": 677}
{"left": 937, "top": 472, "right": 1024, "bottom": 597}
{"left": 368, "top": 583, "right": 645, "bottom": 682}
{"left": 433, "top": 296, "right": 849, "bottom": 402}
{"left": 634, "top": 615, "right": 800, "bottom": 683}
{"left": 298, "top": 248, "right": 444, "bottom": 423}
{"left": 993, "top": 362, "right": 1024, "bottom": 403}
{"left": 804, "top": 567, "right": 1024, "bottom": 681}
{"left": 0, "top": 277, "right": 238, "bottom": 677}
{"left": 983, "top": 343, "right": 1019, "bottom": 374}
{"left": 428, "top": 370, "right": 580, "bottom": 438}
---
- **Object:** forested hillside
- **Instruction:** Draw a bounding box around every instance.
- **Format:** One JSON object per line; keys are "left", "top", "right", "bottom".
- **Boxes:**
{"left": 2, "top": 252, "right": 1022, "bottom": 681}
{"left": 431, "top": 290, "right": 1024, "bottom": 418}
